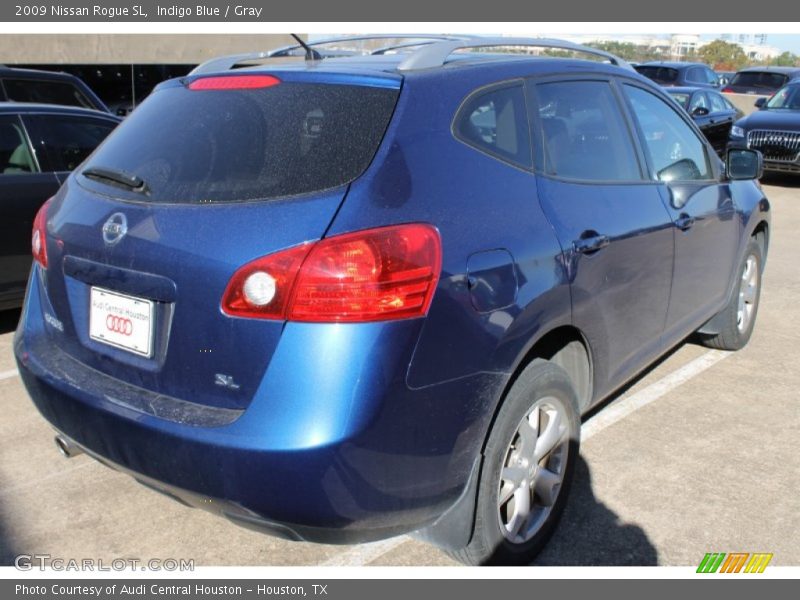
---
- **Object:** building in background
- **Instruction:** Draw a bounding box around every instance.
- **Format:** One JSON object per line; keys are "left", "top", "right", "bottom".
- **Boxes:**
{"left": 0, "top": 34, "right": 299, "bottom": 114}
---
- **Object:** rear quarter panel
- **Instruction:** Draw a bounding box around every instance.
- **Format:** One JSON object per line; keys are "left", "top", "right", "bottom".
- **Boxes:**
{"left": 328, "top": 67, "right": 571, "bottom": 438}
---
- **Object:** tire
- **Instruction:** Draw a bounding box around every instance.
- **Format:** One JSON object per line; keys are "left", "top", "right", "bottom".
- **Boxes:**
{"left": 450, "top": 361, "right": 580, "bottom": 565}
{"left": 699, "top": 238, "right": 763, "bottom": 351}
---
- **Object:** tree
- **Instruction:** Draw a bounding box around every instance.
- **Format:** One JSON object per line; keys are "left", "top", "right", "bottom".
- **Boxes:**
{"left": 770, "top": 51, "right": 800, "bottom": 67}
{"left": 588, "top": 41, "right": 664, "bottom": 63}
{"left": 699, "top": 39, "right": 748, "bottom": 70}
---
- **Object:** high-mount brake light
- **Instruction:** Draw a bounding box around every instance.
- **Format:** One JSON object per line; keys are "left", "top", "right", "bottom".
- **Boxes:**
{"left": 187, "top": 75, "right": 281, "bottom": 91}
{"left": 32, "top": 197, "right": 53, "bottom": 269}
{"left": 221, "top": 224, "right": 442, "bottom": 323}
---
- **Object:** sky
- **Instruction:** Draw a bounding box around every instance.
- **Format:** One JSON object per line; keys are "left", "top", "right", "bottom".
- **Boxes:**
{"left": 723, "top": 34, "right": 800, "bottom": 54}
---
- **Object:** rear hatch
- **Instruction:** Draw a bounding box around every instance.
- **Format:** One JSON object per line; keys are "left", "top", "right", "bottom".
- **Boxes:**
{"left": 726, "top": 71, "right": 788, "bottom": 94}
{"left": 635, "top": 66, "right": 679, "bottom": 86}
{"left": 40, "top": 70, "right": 400, "bottom": 411}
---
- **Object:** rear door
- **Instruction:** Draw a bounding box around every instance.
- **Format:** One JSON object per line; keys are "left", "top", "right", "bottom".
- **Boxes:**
{"left": 621, "top": 83, "right": 740, "bottom": 343}
{"left": 0, "top": 113, "right": 60, "bottom": 304}
{"left": 528, "top": 77, "right": 675, "bottom": 399}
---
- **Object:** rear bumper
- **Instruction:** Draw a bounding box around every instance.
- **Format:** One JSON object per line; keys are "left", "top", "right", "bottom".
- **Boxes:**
{"left": 15, "top": 271, "right": 502, "bottom": 544}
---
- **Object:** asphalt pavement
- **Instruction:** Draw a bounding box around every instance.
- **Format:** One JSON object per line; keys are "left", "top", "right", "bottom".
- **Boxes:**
{"left": 1, "top": 176, "right": 798, "bottom": 568}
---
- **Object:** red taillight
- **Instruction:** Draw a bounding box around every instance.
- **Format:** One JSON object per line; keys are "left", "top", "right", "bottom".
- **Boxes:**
{"left": 722, "top": 87, "right": 733, "bottom": 93}
{"left": 32, "top": 198, "right": 52, "bottom": 269}
{"left": 187, "top": 75, "right": 281, "bottom": 91}
{"left": 221, "top": 224, "right": 442, "bottom": 323}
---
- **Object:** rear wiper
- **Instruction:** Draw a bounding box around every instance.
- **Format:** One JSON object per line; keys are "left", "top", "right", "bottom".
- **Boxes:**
{"left": 82, "top": 166, "right": 148, "bottom": 193}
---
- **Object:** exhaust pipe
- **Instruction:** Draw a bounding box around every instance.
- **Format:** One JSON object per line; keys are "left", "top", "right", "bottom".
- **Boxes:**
{"left": 54, "top": 435, "right": 83, "bottom": 459}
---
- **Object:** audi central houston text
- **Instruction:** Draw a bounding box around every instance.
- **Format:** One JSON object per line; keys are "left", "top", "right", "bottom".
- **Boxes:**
{"left": 15, "top": 36, "right": 769, "bottom": 565}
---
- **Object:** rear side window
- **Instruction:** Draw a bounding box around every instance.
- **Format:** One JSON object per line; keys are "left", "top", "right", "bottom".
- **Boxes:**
{"left": 730, "top": 71, "right": 788, "bottom": 90}
{"left": 624, "top": 85, "right": 711, "bottom": 182}
{"left": 686, "top": 67, "right": 703, "bottom": 83}
{"left": 0, "top": 115, "right": 37, "bottom": 174}
{"left": 533, "top": 81, "right": 641, "bottom": 181}
{"left": 703, "top": 67, "right": 720, "bottom": 86}
{"left": 24, "top": 115, "right": 117, "bottom": 172}
{"left": 454, "top": 82, "right": 532, "bottom": 168}
{"left": 3, "top": 78, "right": 94, "bottom": 109}
{"left": 83, "top": 81, "right": 399, "bottom": 203}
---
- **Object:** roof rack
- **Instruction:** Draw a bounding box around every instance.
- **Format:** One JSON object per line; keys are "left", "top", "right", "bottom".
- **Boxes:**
{"left": 397, "top": 37, "right": 633, "bottom": 71}
{"left": 189, "top": 35, "right": 631, "bottom": 76}
{"left": 190, "top": 35, "right": 472, "bottom": 75}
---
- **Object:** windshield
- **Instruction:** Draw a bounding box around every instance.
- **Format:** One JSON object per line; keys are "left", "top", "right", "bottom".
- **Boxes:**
{"left": 81, "top": 80, "right": 399, "bottom": 203}
{"left": 765, "top": 85, "right": 800, "bottom": 110}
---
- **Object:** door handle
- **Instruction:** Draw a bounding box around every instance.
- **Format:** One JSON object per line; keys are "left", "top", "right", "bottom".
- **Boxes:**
{"left": 675, "top": 214, "right": 695, "bottom": 231}
{"left": 573, "top": 233, "right": 610, "bottom": 254}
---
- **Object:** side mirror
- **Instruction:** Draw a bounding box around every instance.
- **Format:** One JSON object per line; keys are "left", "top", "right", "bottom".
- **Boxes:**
{"left": 726, "top": 148, "right": 763, "bottom": 180}
{"left": 754, "top": 97, "right": 767, "bottom": 109}
{"left": 692, "top": 106, "right": 710, "bottom": 117}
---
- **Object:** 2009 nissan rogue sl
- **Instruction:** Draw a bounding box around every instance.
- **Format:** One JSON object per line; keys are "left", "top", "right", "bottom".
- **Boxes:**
{"left": 15, "top": 36, "right": 770, "bottom": 565}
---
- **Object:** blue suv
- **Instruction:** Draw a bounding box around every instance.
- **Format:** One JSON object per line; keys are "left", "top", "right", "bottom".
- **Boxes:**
{"left": 14, "top": 36, "right": 770, "bottom": 565}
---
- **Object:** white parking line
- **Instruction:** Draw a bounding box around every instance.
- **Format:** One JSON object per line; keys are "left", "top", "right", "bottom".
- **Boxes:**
{"left": 320, "top": 348, "right": 731, "bottom": 566}
{"left": 582, "top": 349, "right": 730, "bottom": 441}
{"left": 0, "top": 368, "right": 19, "bottom": 381}
{"left": 318, "top": 536, "right": 411, "bottom": 566}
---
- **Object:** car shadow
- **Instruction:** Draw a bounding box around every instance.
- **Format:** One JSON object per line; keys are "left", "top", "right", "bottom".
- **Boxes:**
{"left": 533, "top": 454, "right": 658, "bottom": 565}
{"left": 761, "top": 173, "right": 800, "bottom": 188}
{"left": 0, "top": 309, "right": 21, "bottom": 335}
{"left": 533, "top": 341, "right": 694, "bottom": 565}
{"left": 0, "top": 483, "right": 19, "bottom": 567}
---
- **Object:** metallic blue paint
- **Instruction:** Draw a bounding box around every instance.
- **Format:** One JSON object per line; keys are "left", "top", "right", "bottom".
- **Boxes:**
{"left": 14, "top": 54, "right": 770, "bottom": 545}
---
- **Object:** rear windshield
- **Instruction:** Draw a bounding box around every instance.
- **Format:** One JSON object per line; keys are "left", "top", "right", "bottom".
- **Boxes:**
{"left": 82, "top": 80, "right": 399, "bottom": 203}
{"left": 635, "top": 67, "right": 679, "bottom": 84}
{"left": 729, "top": 71, "right": 788, "bottom": 90}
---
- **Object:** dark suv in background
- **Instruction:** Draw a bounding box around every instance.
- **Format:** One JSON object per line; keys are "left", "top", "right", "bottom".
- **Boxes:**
{"left": 0, "top": 66, "right": 109, "bottom": 113}
{"left": 635, "top": 61, "right": 720, "bottom": 88}
{"left": 15, "top": 36, "right": 769, "bottom": 565}
{"left": 729, "top": 81, "right": 800, "bottom": 174}
{"left": 0, "top": 103, "right": 119, "bottom": 309}
{"left": 722, "top": 67, "right": 800, "bottom": 95}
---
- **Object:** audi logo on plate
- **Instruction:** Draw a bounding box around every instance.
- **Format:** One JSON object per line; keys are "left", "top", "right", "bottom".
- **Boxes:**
{"left": 106, "top": 315, "right": 133, "bottom": 336}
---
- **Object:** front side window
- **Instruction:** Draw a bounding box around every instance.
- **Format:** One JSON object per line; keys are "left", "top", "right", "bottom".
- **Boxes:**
{"left": 688, "top": 92, "right": 709, "bottom": 113}
{"left": 624, "top": 85, "right": 711, "bottom": 182}
{"left": 24, "top": 115, "right": 116, "bottom": 172}
{"left": 0, "top": 114, "right": 37, "bottom": 174}
{"left": 454, "top": 83, "right": 532, "bottom": 168}
{"left": 533, "top": 80, "right": 641, "bottom": 181}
